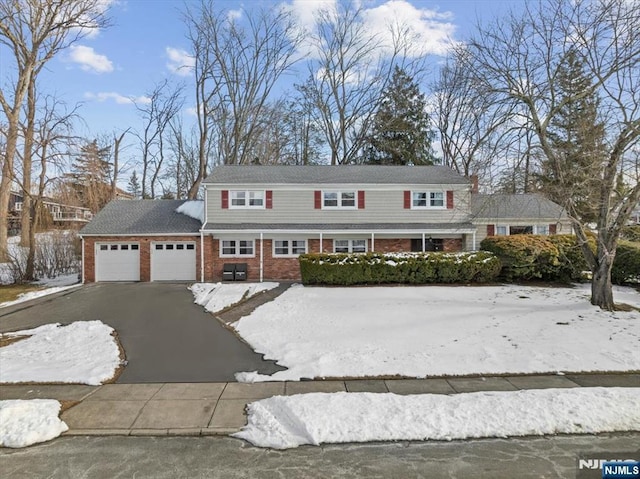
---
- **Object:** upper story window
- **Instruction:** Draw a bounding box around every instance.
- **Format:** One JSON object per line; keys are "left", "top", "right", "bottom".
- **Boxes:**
{"left": 412, "top": 191, "right": 444, "bottom": 208}
{"left": 14, "top": 202, "right": 22, "bottom": 211}
{"left": 323, "top": 191, "right": 356, "bottom": 209}
{"left": 230, "top": 190, "right": 264, "bottom": 208}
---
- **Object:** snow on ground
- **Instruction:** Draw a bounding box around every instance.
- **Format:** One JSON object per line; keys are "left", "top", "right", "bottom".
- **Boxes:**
{"left": 0, "top": 321, "right": 121, "bottom": 385}
{"left": 234, "top": 387, "right": 640, "bottom": 449}
{"left": 233, "top": 284, "right": 640, "bottom": 382}
{"left": 176, "top": 200, "right": 204, "bottom": 223}
{"left": 0, "top": 400, "right": 68, "bottom": 448}
{"left": 190, "top": 282, "right": 279, "bottom": 313}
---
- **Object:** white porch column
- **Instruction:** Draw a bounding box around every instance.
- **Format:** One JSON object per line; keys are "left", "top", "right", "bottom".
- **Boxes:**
{"left": 422, "top": 233, "right": 426, "bottom": 252}
{"left": 371, "top": 232, "right": 375, "bottom": 252}
{"left": 260, "top": 232, "right": 264, "bottom": 283}
{"left": 472, "top": 232, "right": 477, "bottom": 251}
{"left": 319, "top": 232, "right": 323, "bottom": 253}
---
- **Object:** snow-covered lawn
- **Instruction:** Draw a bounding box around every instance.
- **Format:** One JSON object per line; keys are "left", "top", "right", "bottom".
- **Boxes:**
{"left": 0, "top": 321, "right": 121, "bottom": 385}
{"left": 231, "top": 284, "right": 640, "bottom": 382}
{"left": 235, "top": 387, "right": 640, "bottom": 449}
{"left": 0, "top": 400, "right": 68, "bottom": 448}
{"left": 190, "top": 282, "right": 279, "bottom": 313}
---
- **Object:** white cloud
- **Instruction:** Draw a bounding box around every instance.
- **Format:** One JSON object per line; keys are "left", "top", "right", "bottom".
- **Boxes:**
{"left": 84, "top": 92, "right": 151, "bottom": 105}
{"left": 68, "top": 45, "right": 113, "bottom": 73}
{"left": 227, "top": 9, "right": 243, "bottom": 21}
{"left": 286, "top": 0, "right": 456, "bottom": 59}
{"left": 166, "top": 47, "right": 195, "bottom": 76}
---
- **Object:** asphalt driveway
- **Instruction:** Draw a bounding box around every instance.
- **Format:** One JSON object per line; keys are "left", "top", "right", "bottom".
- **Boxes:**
{"left": 0, "top": 283, "right": 284, "bottom": 383}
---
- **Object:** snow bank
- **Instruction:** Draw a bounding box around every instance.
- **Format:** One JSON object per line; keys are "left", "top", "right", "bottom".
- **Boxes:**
{"left": 190, "top": 282, "right": 279, "bottom": 314}
{"left": 234, "top": 387, "right": 640, "bottom": 449}
{"left": 0, "top": 400, "right": 68, "bottom": 448}
{"left": 0, "top": 321, "right": 121, "bottom": 385}
{"left": 234, "top": 284, "right": 640, "bottom": 382}
{"left": 176, "top": 200, "right": 204, "bottom": 223}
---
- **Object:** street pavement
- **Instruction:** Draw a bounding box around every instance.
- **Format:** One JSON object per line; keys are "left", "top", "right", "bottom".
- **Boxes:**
{"left": 1, "top": 433, "right": 638, "bottom": 478}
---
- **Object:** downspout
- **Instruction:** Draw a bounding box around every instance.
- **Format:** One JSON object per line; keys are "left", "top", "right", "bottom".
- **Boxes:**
{"left": 81, "top": 236, "right": 85, "bottom": 284}
{"left": 259, "top": 232, "right": 264, "bottom": 283}
{"left": 200, "top": 230, "right": 204, "bottom": 282}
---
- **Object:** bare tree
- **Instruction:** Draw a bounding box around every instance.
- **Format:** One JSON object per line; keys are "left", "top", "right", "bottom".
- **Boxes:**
{"left": 298, "top": 4, "right": 422, "bottom": 165}
{"left": 111, "top": 128, "right": 131, "bottom": 200}
{"left": 465, "top": 0, "right": 640, "bottom": 309}
{"left": 183, "top": 2, "right": 303, "bottom": 192}
{"left": 0, "top": 0, "right": 111, "bottom": 260}
{"left": 134, "top": 80, "right": 183, "bottom": 198}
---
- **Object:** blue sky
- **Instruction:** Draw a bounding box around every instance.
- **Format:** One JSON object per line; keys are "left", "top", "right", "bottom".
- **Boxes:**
{"left": 3, "top": 0, "right": 523, "bottom": 144}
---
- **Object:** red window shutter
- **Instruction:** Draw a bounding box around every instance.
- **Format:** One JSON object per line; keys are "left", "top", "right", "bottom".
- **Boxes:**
{"left": 358, "top": 190, "right": 365, "bottom": 209}
{"left": 404, "top": 191, "right": 411, "bottom": 209}
{"left": 446, "top": 190, "right": 454, "bottom": 209}
{"left": 549, "top": 223, "right": 557, "bottom": 235}
{"left": 314, "top": 190, "right": 322, "bottom": 209}
{"left": 487, "top": 224, "right": 495, "bottom": 236}
{"left": 221, "top": 190, "right": 229, "bottom": 209}
{"left": 266, "top": 190, "right": 273, "bottom": 209}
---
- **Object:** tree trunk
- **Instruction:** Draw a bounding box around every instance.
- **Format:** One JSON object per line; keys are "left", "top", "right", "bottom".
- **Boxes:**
{"left": 591, "top": 254, "right": 615, "bottom": 310}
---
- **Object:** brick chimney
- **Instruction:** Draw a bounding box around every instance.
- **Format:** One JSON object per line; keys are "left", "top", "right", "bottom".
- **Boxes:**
{"left": 470, "top": 174, "right": 479, "bottom": 194}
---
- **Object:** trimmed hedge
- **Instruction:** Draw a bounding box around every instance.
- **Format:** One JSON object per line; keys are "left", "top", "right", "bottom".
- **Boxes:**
{"left": 622, "top": 225, "right": 640, "bottom": 242}
{"left": 612, "top": 240, "right": 640, "bottom": 284}
{"left": 482, "top": 234, "right": 639, "bottom": 284}
{"left": 298, "top": 251, "right": 501, "bottom": 285}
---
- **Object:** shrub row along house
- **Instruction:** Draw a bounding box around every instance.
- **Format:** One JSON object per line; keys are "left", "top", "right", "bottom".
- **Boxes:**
{"left": 79, "top": 165, "right": 571, "bottom": 282}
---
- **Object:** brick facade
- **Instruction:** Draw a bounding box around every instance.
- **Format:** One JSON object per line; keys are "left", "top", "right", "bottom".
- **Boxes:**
{"left": 82, "top": 235, "right": 210, "bottom": 283}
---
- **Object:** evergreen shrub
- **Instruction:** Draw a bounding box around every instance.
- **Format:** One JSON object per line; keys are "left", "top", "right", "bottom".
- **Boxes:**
{"left": 298, "top": 251, "right": 501, "bottom": 286}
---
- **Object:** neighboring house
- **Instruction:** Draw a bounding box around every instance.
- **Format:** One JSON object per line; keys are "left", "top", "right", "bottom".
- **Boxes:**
{"left": 79, "top": 165, "right": 570, "bottom": 283}
{"left": 8, "top": 191, "right": 94, "bottom": 235}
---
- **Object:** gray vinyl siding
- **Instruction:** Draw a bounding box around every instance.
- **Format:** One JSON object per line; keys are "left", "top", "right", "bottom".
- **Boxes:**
{"left": 206, "top": 186, "right": 472, "bottom": 225}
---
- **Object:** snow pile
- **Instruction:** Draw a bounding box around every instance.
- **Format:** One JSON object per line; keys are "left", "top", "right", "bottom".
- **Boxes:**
{"left": 176, "top": 200, "right": 204, "bottom": 223}
{"left": 0, "top": 321, "right": 121, "bottom": 385}
{"left": 0, "top": 400, "right": 68, "bottom": 448}
{"left": 235, "top": 387, "right": 640, "bottom": 449}
{"left": 0, "top": 284, "right": 79, "bottom": 308}
{"left": 234, "top": 284, "right": 640, "bottom": 382}
{"left": 190, "top": 282, "right": 279, "bottom": 313}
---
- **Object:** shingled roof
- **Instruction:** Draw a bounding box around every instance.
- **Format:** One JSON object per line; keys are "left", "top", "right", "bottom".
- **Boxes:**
{"left": 203, "top": 165, "right": 470, "bottom": 185}
{"left": 472, "top": 194, "right": 566, "bottom": 220}
{"left": 79, "top": 200, "right": 202, "bottom": 235}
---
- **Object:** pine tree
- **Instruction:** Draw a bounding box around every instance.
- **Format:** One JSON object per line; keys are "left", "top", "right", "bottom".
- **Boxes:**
{"left": 127, "top": 170, "right": 141, "bottom": 199}
{"left": 364, "top": 67, "right": 436, "bottom": 165}
{"left": 66, "top": 140, "right": 113, "bottom": 213}
{"left": 540, "top": 50, "right": 606, "bottom": 224}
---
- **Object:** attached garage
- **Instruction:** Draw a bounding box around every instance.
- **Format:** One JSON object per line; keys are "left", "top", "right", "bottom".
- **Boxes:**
{"left": 95, "top": 243, "right": 140, "bottom": 282}
{"left": 151, "top": 241, "right": 196, "bottom": 281}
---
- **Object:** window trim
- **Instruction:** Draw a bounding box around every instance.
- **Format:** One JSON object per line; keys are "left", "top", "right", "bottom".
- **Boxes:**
{"left": 272, "top": 239, "right": 308, "bottom": 257}
{"left": 333, "top": 239, "right": 368, "bottom": 254}
{"left": 495, "top": 224, "right": 550, "bottom": 236}
{"left": 322, "top": 190, "right": 358, "bottom": 210}
{"left": 219, "top": 239, "right": 256, "bottom": 258}
{"left": 410, "top": 190, "right": 446, "bottom": 209}
{"left": 229, "top": 190, "right": 266, "bottom": 209}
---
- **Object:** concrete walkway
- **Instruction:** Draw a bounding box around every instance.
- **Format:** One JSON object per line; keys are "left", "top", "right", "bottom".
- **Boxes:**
{"left": 2, "top": 373, "right": 638, "bottom": 438}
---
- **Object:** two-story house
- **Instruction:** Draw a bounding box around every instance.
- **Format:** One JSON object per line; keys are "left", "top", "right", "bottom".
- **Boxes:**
{"left": 79, "top": 165, "right": 571, "bottom": 283}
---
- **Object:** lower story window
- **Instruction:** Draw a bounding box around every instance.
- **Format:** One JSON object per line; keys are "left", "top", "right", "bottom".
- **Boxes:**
{"left": 274, "top": 240, "right": 307, "bottom": 256}
{"left": 334, "top": 239, "right": 367, "bottom": 253}
{"left": 221, "top": 239, "right": 254, "bottom": 257}
{"left": 497, "top": 225, "right": 549, "bottom": 236}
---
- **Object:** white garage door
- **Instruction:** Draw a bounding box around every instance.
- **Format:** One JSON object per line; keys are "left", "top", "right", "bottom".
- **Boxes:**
{"left": 151, "top": 242, "right": 196, "bottom": 281}
{"left": 95, "top": 243, "right": 140, "bottom": 282}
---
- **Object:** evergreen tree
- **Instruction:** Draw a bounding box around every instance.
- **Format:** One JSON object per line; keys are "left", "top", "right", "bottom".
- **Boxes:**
{"left": 364, "top": 67, "right": 437, "bottom": 165}
{"left": 127, "top": 170, "right": 141, "bottom": 199}
{"left": 540, "top": 50, "right": 606, "bottom": 224}
{"left": 66, "top": 140, "right": 113, "bottom": 213}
